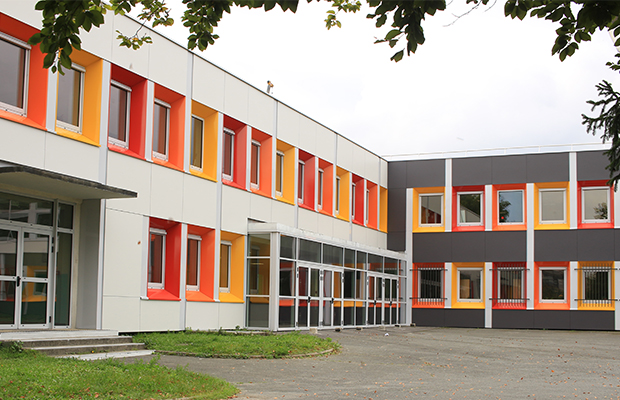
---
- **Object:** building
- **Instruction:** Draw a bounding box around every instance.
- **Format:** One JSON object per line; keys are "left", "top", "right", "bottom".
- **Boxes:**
{"left": 0, "top": 3, "right": 617, "bottom": 333}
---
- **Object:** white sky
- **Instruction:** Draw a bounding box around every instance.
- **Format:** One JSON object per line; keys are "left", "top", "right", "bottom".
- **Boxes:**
{"left": 147, "top": 1, "right": 619, "bottom": 158}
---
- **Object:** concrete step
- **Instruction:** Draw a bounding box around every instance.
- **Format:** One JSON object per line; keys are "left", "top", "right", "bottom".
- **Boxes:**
{"left": 58, "top": 349, "right": 155, "bottom": 360}
{"left": 0, "top": 329, "right": 119, "bottom": 341}
{"left": 30, "top": 342, "right": 147, "bottom": 357}
{"left": 21, "top": 336, "right": 134, "bottom": 349}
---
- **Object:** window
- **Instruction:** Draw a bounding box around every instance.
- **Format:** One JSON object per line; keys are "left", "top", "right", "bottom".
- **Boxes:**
{"left": 582, "top": 187, "right": 610, "bottom": 223}
{"left": 493, "top": 263, "right": 526, "bottom": 309}
{"left": 186, "top": 235, "right": 201, "bottom": 291}
{"left": 458, "top": 192, "right": 483, "bottom": 225}
{"left": 220, "top": 241, "right": 232, "bottom": 292}
{"left": 365, "top": 188, "right": 370, "bottom": 225}
{"left": 335, "top": 176, "right": 341, "bottom": 214}
{"left": 190, "top": 116, "right": 204, "bottom": 170}
{"left": 108, "top": 81, "right": 131, "bottom": 148}
{"left": 318, "top": 169, "right": 324, "bottom": 210}
{"left": 420, "top": 194, "right": 442, "bottom": 226}
{"left": 0, "top": 33, "right": 29, "bottom": 115}
{"left": 579, "top": 262, "right": 613, "bottom": 307}
{"left": 148, "top": 228, "right": 166, "bottom": 289}
{"left": 458, "top": 268, "right": 482, "bottom": 301}
{"left": 57, "top": 64, "right": 85, "bottom": 132}
{"left": 152, "top": 99, "right": 170, "bottom": 160}
{"left": 250, "top": 141, "right": 260, "bottom": 189}
{"left": 539, "top": 267, "right": 565, "bottom": 302}
{"left": 498, "top": 190, "right": 523, "bottom": 224}
{"left": 222, "top": 128, "right": 235, "bottom": 180}
{"left": 298, "top": 161, "right": 305, "bottom": 202}
{"left": 413, "top": 264, "right": 444, "bottom": 306}
{"left": 351, "top": 182, "right": 356, "bottom": 218}
{"left": 276, "top": 151, "right": 284, "bottom": 195}
{"left": 539, "top": 189, "right": 566, "bottom": 223}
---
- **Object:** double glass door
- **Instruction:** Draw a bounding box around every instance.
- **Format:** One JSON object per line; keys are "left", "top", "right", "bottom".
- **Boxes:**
{"left": 0, "top": 226, "right": 52, "bottom": 328}
{"left": 367, "top": 274, "right": 399, "bottom": 325}
{"left": 297, "top": 265, "right": 344, "bottom": 328}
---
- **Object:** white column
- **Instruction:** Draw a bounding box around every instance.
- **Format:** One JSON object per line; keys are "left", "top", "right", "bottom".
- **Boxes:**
{"left": 570, "top": 261, "right": 579, "bottom": 310}
{"left": 484, "top": 184, "right": 493, "bottom": 231}
{"left": 444, "top": 262, "right": 452, "bottom": 308}
{"left": 485, "top": 261, "right": 493, "bottom": 328}
{"left": 140, "top": 216, "right": 150, "bottom": 300}
{"left": 46, "top": 68, "right": 58, "bottom": 133}
{"left": 98, "top": 60, "right": 111, "bottom": 184}
{"left": 144, "top": 80, "right": 155, "bottom": 162}
{"left": 183, "top": 53, "right": 193, "bottom": 173}
{"left": 615, "top": 261, "right": 620, "bottom": 330}
{"left": 569, "top": 152, "right": 578, "bottom": 229}
{"left": 444, "top": 159, "right": 452, "bottom": 232}
{"left": 245, "top": 126, "right": 253, "bottom": 191}
{"left": 405, "top": 188, "right": 414, "bottom": 325}
{"left": 526, "top": 183, "right": 535, "bottom": 310}
{"left": 213, "top": 112, "right": 224, "bottom": 302}
{"left": 179, "top": 223, "right": 188, "bottom": 329}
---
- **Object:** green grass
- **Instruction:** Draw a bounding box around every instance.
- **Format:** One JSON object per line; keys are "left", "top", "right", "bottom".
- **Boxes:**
{"left": 133, "top": 330, "right": 340, "bottom": 358}
{"left": 0, "top": 347, "right": 238, "bottom": 399}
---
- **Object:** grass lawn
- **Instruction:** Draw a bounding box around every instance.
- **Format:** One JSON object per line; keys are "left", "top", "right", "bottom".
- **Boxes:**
{"left": 133, "top": 330, "right": 340, "bottom": 358}
{"left": 0, "top": 346, "right": 238, "bottom": 399}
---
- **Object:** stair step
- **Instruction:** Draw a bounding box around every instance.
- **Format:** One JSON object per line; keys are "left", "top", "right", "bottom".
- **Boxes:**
{"left": 30, "top": 342, "right": 146, "bottom": 357}
{"left": 57, "top": 349, "right": 155, "bottom": 360}
{"left": 0, "top": 330, "right": 119, "bottom": 341}
{"left": 21, "top": 336, "right": 133, "bottom": 348}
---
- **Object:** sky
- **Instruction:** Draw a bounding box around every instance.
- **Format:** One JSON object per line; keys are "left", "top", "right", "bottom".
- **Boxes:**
{"left": 143, "top": 1, "right": 619, "bottom": 159}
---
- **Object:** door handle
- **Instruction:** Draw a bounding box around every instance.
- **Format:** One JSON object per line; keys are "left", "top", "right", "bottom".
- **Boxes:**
{"left": 16, "top": 276, "right": 21, "bottom": 287}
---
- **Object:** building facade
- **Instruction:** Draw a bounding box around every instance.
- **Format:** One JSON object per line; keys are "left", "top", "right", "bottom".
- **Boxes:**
{"left": 0, "top": 3, "right": 617, "bottom": 333}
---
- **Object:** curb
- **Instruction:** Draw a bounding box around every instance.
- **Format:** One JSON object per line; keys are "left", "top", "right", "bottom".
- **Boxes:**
{"left": 154, "top": 347, "right": 335, "bottom": 359}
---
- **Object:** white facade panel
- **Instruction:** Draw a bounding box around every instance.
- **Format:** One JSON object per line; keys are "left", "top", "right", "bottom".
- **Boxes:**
{"left": 150, "top": 164, "right": 184, "bottom": 221}
{"left": 102, "top": 296, "right": 141, "bottom": 332}
{"left": 0, "top": 119, "right": 45, "bottom": 169}
{"left": 380, "top": 159, "right": 388, "bottom": 187}
{"left": 186, "top": 302, "right": 221, "bottom": 331}
{"left": 332, "top": 218, "right": 352, "bottom": 242}
{"left": 140, "top": 300, "right": 182, "bottom": 331}
{"left": 44, "top": 134, "right": 101, "bottom": 181}
{"left": 79, "top": 16, "right": 116, "bottom": 61}
{"left": 109, "top": 15, "right": 150, "bottom": 77}
{"left": 217, "top": 303, "right": 244, "bottom": 329}
{"left": 247, "top": 87, "right": 275, "bottom": 134}
{"left": 182, "top": 174, "right": 217, "bottom": 228}
{"left": 192, "top": 57, "right": 226, "bottom": 112}
{"left": 276, "top": 104, "right": 299, "bottom": 147}
{"left": 336, "top": 136, "right": 355, "bottom": 173}
{"left": 102, "top": 209, "right": 144, "bottom": 297}
{"left": 271, "top": 200, "right": 296, "bottom": 227}
{"left": 298, "top": 116, "right": 317, "bottom": 156}
{"left": 314, "top": 125, "right": 336, "bottom": 163}
{"left": 364, "top": 152, "right": 380, "bottom": 185}
{"left": 106, "top": 152, "right": 152, "bottom": 214}
{"left": 316, "top": 213, "right": 335, "bottom": 238}
{"left": 351, "top": 223, "right": 369, "bottom": 247}
{"left": 148, "top": 36, "right": 188, "bottom": 95}
{"left": 221, "top": 185, "right": 251, "bottom": 235}
{"left": 0, "top": 0, "right": 41, "bottom": 28}
{"left": 249, "top": 193, "right": 273, "bottom": 223}
{"left": 223, "top": 75, "right": 249, "bottom": 124}
{"left": 298, "top": 207, "right": 319, "bottom": 233}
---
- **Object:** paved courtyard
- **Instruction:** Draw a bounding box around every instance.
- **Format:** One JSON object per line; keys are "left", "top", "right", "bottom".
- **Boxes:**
{"left": 135, "top": 326, "right": 620, "bottom": 399}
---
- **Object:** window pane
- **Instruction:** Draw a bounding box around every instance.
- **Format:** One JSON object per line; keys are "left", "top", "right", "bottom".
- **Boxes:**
{"left": 459, "top": 269, "right": 481, "bottom": 300}
{"left": 459, "top": 193, "right": 481, "bottom": 224}
{"left": 248, "top": 259, "right": 269, "bottom": 296}
{"left": 279, "top": 261, "right": 295, "bottom": 296}
{"left": 219, "top": 244, "right": 230, "bottom": 289}
{"left": 251, "top": 142, "right": 259, "bottom": 185}
{"left": 498, "top": 191, "right": 523, "bottom": 223}
{"left": 541, "top": 269, "right": 564, "bottom": 300}
{"left": 152, "top": 102, "right": 168, "bottom": 155}
{"left": 0, "top": 38, "right": 26, "bottom": 109}
{"left": 109, "top": 85, "right": 128, "bottom": 143}
{"left": 584, "top": 270, "right": 609, "bottom": 300}
{"left": 191, "top": 117, "right": 203, "bottom": 168}
{"left": 318, "top": 170, "right": 324, "bottom": 207}
{"left": 368, "top": 254, "right": 383, "bottom": 272}
{"left": 540, "top": 190, "right": 564, "bottom": 222}
{"left": 55, "top": 232, "right": 72, "bottom": 326}
{"left": 583, "top": 188, "right": 608, "bottom": 221}
{"left": 356, "top": 252, "right": 367, "bottom": 270}
{"left": 322, "top": 244, "right": 343, "bottom": 266}
{"left": 0, "top": 229, "right": 18, "bottom": 277}
{"left": 248, "top": 234, "right": 270, "bottom": 257}
{"left": 186, "top": 238, "right": 199, "bottom": 287}
{"left": 57, "top": 68, "right": 82, "bottom": 127}
{"left": 299, "top": 239, "right": 321, "bottom": 263}
{"left": 384, "top": 258, "right": 398, "bottom": 275}
{"left": 298, "top": 163, "right": 304, "bottom": 201}
{"left": 499, "top": 270, "right": 522, "bottom": 300}
{"left": 223, "top": 131, "right": 233, "bottom": 177}
{"left": 344, "top": 249, "right": 355, "bottom": 269}
{"left": 419, "top": 269, "right": 442, "bottom": 299}
{"left": 149, "top": 233, "right": 164, "bottom": 284}
{"left": 421, "top": 195, "right": 442, "bottom": 224}
{"left": 0, "top": 192, "right": 53, "bottom": 226}
{"left": 276, "top": 153, "right": 283, "bottom": 193}
{"left": 280, "top": 235, "right": 296, "bottom": 259}
{"left": 58, "top": 203, "right": 74, "bottom": 229}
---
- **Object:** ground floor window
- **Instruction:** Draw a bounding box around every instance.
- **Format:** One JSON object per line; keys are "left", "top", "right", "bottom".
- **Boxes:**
{"left": 413, "top": 263, "right": 444, "bottom": 307}
{"left": 578, "top": 262, "right": 614, "bottom": 309}
{"left": 493, "top": 262, "right": 527, "bottom": 309}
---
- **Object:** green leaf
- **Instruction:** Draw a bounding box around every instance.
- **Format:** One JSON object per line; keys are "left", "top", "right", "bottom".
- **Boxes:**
{"left": 385, "top": 29, "right": 400, "bottom": 41}
{"left": 390, "top": 50, "right": 404, "bottom": 62}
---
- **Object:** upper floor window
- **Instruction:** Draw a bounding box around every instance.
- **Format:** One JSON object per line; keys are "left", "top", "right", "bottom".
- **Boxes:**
{"left": 220, "top": 241, "right": 232, "bottom": 292}
{"left": 318, "top": 169, "right": 324, "bottom": 210}
{"left": 351, "top": 182, "right": 356, "bottom": 218}
{"left": 582, "top": 187, "right": 609, "bottom": 223}
{"left": 335, "top": 176, "right": 341, "bottom": 214}
{"left": 0, "top": 33, "right": 29, "bottom": 116}
{"left": 457, "top": 192, "right": 483, "bottom": 226}
{"left": 186, "top": 235, "right": 201, "bottom": 291}
{"left": 539, "top": 188, "right": 566, "bottom": 224}
{"left": 152, "top": 99, "right": 170, "bottom": 161}
{"left": 222, "top": 128, "right": 235, "bottom": 180}
{"left": 108, "top": 81, "right": 131, "bottom": 148}
{"left": 190, "top": 116, "right": 204, "bottom": 170}
{"left": 275, "top": 151, "right": 284, "bottom": 195}
{"left": 57, "top": 64, "right": 85, "bottom": 132}
{"left": 298, "top": 161, "right": 305, "bottom": 202}
{"left": 365, "top": 188, "right": 370, "bottom": 225}
{"left": 148, "top": 228, "right": 166, "bottom": 289}
{"left": 250, "top": 140, "right": 260, "bottom": 189}
{"left": 498, "top": 190, "right": 523, "bottom": 224}
{"left": 420, "top": 194, "right": 442, "bottom": 226}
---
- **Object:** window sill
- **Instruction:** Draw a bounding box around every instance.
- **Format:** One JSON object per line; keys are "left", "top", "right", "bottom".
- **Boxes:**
{"left": 0, "top": 109, "right": 46, "bottom": 130}
{"left": 109, "top": 143, "right": 144, "bottom": 160}
{"left": 299, "top": 203, "right": 314, "bottom": 211}
{"left": 534, "top": 302, "right": 569, "bottom": 310}
{"left": 578, "top": 221, "right": 614, "bottom": 229}
{"left": 452, "top": 301, "right": 485, "bottom": 309}
{"left": 219, "top": 292, "right": 244, "bottom": 303}
{"left": 147, "top": 288, "right": 181, "bottom": 301}
{"left": 222, "top": 179, "right": 245, "bottom": 191}
{"left": 452, "top": 224, "right": 485, "bottom": 232}
{"left": 189, "top": 167, "right": 217, "bottom": 182}
{"left": 56, "top": 127, "right": 100, "bottom": 147}
{"left": 152, "top": 156, "right": 182, "bottom": 171}
{"left": 414, "top": 225, "right": 445, "bottom": 233}
{"left": 186, "top": 290, "right": 214, "bottom": 302}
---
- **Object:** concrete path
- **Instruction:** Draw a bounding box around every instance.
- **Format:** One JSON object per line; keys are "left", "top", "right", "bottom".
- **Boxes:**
{"left": 131, "top": 326, "right": 620, "bottom": 399}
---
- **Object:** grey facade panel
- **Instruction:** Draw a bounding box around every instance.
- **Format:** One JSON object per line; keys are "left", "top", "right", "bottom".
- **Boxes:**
{"left": 492, "top": 310, "right": 535, "bottom": 329}
{"left": 387, "top": 188, "right": 406, "bottom": 233}
{"left": 576, "top": 229, "right": 615, "bottom": 261}
{"left": 412, "top": 308, "right": 444, "bottom": 326}
{"left": 452, "top": 157, "right": 493, "bottom": 186}
{"left": 533, "top": 311, "right": 571, "bottom": 330}
{"left": 387, "top": 232, "right": 406, "bottom": 252}
{"left": 491, "top": 155, "right": 527, "bottom": 184}
{"left": 406, "top": 159, "right": 445, "bottom": 188}
{"left": 615, "top": 229, "right": 620, "bottom": 260}
{"left": 444, "top": 309, "right": 485, "bottom": 328}
{"left": 577, "top": 151, "right": 609, "bottom": 181}
{"left": 526, "top": 153, "right": 569, "bottom": 183}
{"left": 570, "top": 311, "right": 614, "bottom": 330}
{"left": 534, "top": 230, "right": 578, "bottom": 261}
{"left": 413, "top": 232, "right": 451, "bottom": 263}
{"left": 451, "top": 231, "right": 485, "bottom": 262}
{"left": 485, "top": 231, "right": 527, "bottom": 261}
{"left": 387, "top": 161, "right": 407, "bottom": 189}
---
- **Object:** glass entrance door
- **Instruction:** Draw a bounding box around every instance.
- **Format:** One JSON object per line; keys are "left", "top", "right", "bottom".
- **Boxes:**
{"left": 0, "top": 227, "right": 52, "bottom": 329}
{"left": 297, "top": 265, "right": 321, "bottom": 328}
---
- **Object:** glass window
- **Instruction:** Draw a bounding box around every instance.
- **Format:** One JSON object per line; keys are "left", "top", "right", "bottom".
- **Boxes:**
{"left": 498, "top": 190, "right": 523, "bottom": 224}
{"left": 275, "top": 152, "right": 284, "bottom": 194}
{"left": 0, "top": 192, "right": 53, "bottom": 226}
{"left": 582, "top": 187, "right": 610, "bottom": 222}
{"left": 148, "top": 229, "right": 166, "bottom": 289}
{"left": 219, "top": 242, "right": 231, "bottom": 291}
{"left": 540, "top": 267, "right": 565, "bottom": 302}
{"left": 152, "top": 100, "right": 170, "bottom": 160}
{"left": 498, "top": 267, "right": 523, "bottom": 300}
{"left": 279, "top": 261, "right": 295, "bottom": 297}
{"left": 458, "top": 269, "right": 482, "bottom": 301}
{"left": 298, "top": 161, "right": 304, "bottom": 202}
{"left": 58, "top": 203, "right": 74, "bottom": 229}
{"left": 351, "top": 183, "right": 356, "bottom": 218}
{"left": 186, "top": 236, "right": 200, "bottom": 290}
{"left": 335, "top": 176, "right": 341, "bottom": 214}
{"left": 250, "top": 141, "right": 260, "bottom": 188}
{"left": 540, "top": 189, "right": 565, "bottom": 223}
{"left": 384, "top": 258, "right": 398, "bottom": 275}
{"left": 222, "top": 128, "right": 234, "bottom": 180}
{"left": 580, "top": 263, "right": 612, "bottom": 305}
{"left": 368, "top": 254, "right": 383, "bottom": 272}
{"left": 248, "top": 234, "right": 270, "bottom": 257}
{"left": 323, "top": 244, "right": 343, "bottom": 266}
{"left": 280, "top": 235, "right": 296, "bottom": 259}
{"left": 458, "top": 192, "right": 483, "bottom": 225}
{"left": 419, "top": 269, "right": 442, "bottom": 299}
{"left": 299, "top": 239, "right": 321, "bottom": 263}
{"left": 365, "top": 188, "right": 370, "bottom": 224}
{"left": 190, "top": 116, "right": 204, "bottom": 169}
{"left": 57, "top": 65, "right": 85, "bottom": 132}
{"left": 420, "top": 194, "right": 442, "bottom": 225}
{"left": 318, "top": 169, "right": 324, "bottom": 210}
{"left": 108, "top": 81, "right": 131, "bottom": 147}
{"left": 356, "top": 251, "right": 367, "bottom": 270}
{"left": 0, "top": 34, "right": 29, "bottom": 115}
